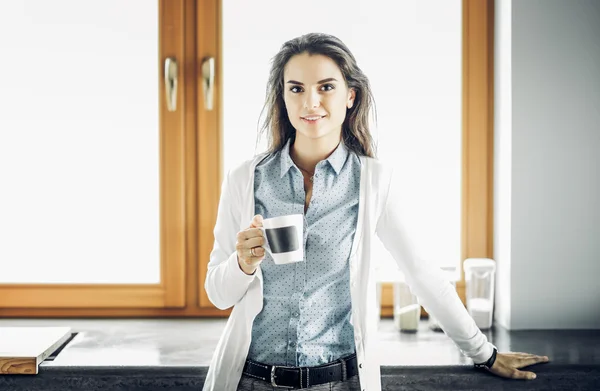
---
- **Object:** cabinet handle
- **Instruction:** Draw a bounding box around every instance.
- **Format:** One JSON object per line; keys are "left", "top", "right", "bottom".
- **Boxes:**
{"left": 164, "top": 57, "right": 178, "bottom": 112}
{"left": 202, "top": 57, "right": 215, "bottom": 111}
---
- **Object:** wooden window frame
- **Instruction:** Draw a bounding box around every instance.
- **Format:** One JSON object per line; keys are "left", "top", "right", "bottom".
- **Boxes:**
{"left": 0, "top": 0, "right": 494, "bottom": 318}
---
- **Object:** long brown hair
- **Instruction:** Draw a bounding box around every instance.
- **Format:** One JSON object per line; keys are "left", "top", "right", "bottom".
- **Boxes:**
{"left": 257, "top": 33, "right": 377, "bottom": 158}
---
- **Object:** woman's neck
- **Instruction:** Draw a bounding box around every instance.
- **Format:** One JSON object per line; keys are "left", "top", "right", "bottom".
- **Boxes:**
{"left": 290, "top": 131, "right": 341, "bottom": 173}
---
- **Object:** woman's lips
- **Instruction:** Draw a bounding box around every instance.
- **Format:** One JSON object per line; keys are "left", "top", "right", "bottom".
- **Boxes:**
{"left": 301, "top": 115, "right": 326, "bottom": 124}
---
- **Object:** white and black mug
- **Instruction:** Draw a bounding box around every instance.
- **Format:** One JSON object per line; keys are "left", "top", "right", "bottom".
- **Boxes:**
{"left": 259, "top": 214, "right": 304, "bottom": 265}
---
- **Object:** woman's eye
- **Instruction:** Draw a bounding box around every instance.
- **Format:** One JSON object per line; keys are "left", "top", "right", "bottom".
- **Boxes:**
{"left": 290, "top": 86, "right": 303, "bottom": 93}
{"left": 321, "top": 84, "right": 335, "bottom": 91}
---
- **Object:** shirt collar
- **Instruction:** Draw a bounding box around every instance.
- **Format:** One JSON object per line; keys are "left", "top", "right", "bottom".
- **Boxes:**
{"left": 279, "top": 138, "right": 349, "bottom": 178}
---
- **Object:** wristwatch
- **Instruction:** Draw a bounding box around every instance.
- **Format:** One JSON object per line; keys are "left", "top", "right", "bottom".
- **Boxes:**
{"left": 474, "top": 347, "right": 498, "bottom": 370}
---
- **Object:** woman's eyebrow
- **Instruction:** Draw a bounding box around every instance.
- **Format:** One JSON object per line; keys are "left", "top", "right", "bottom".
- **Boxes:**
{"left": 286, "top": 78, "right": 338, "bottom": 85}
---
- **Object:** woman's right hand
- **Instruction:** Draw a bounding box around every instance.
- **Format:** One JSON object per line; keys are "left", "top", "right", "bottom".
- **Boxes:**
{"left": 236, "top": 214, "right": 266, "bottom": 275}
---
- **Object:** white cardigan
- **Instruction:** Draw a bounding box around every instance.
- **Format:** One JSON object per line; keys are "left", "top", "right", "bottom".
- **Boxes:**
{"left": 203, "top": 153, "right": 494, "bottom": 391}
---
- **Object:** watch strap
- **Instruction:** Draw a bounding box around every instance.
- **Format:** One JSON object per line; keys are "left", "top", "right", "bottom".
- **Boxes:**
{"left": 474, "top": 347, "right": 498, "bottom": 370}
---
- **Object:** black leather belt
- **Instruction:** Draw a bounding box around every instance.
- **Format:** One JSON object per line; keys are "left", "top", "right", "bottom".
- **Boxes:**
{"left": 242, "top": 353, "right": 358, "bottom": 389}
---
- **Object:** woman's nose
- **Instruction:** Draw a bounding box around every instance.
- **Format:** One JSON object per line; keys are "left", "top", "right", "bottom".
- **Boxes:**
{"left": 303, "top": 89, "right": 320, "bottom": 108}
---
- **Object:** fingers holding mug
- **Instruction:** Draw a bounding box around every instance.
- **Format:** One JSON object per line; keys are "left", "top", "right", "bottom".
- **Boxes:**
{"left": 249, "top": 246, "right": 265, "bottom": 258}
{"left": 243, "top": 247, "right": 263, "bottom": 265}
{"left": 237, "top": 246, "right": 264, "bottom": 275}
{"left": 236, "top": 226, "right": 266, "bottom": 275}
{"left": 250, "top": 214, "right": 264, "bottom": 228}
{"left": 236, "top": 238, "right": 264, "bottom": 260}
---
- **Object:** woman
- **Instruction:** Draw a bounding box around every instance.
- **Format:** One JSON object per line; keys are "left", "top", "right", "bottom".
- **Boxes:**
{"left": 203, "top": 33, "right": 549, "bottom": 391}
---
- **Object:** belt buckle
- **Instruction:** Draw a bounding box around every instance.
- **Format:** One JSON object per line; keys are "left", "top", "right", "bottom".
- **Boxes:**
{"left": 271, "top": 365, "right": 295, "bottom": 388}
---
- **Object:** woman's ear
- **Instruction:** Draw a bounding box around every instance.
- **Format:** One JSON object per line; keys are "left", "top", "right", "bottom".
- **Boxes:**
{"left": 347, "top": 88, "right": 356, "bottom": 109}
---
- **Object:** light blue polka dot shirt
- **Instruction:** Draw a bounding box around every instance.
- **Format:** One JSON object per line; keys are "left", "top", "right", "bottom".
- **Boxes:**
{"left": 247, "top": 138, "right": 360, "bottom": 367}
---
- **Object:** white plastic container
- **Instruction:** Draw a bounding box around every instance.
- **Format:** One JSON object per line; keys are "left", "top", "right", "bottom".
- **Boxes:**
{"left": 393, "top": 282, "right": 421, "bottom": 332}
{"left": 463, "top": 258, "right": 496, "bottom": 330}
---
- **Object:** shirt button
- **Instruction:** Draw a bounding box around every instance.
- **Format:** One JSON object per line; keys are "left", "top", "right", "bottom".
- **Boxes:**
{"left": 292, "top": 312, "right": 299, "bottom": 317}
{"left": 359, "top": 363, "right": 363, "bottom": 368}
{"left": 290, "top": 341, "right": 296, "bottom": 347}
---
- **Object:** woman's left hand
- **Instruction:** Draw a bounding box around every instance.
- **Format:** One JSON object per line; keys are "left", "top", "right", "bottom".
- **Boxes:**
{"left": 487, "top": 352, "right": 550, "bottom": 380}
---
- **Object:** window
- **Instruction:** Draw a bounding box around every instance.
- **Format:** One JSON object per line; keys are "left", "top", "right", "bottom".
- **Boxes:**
{"left": 0, "top": 0, "right": 494, "bottom": 317}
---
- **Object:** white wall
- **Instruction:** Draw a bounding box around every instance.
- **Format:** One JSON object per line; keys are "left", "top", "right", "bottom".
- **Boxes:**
{"left": 494, "top": 0, "right": 600, "bottom": 329}
{"left": 493, "top": 0, "right": 512, "bottom": 330}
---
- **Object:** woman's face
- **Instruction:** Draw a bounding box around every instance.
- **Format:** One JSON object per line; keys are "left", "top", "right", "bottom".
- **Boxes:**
{"left": 283, "top": 53, "right": 355, "bottom": 142}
